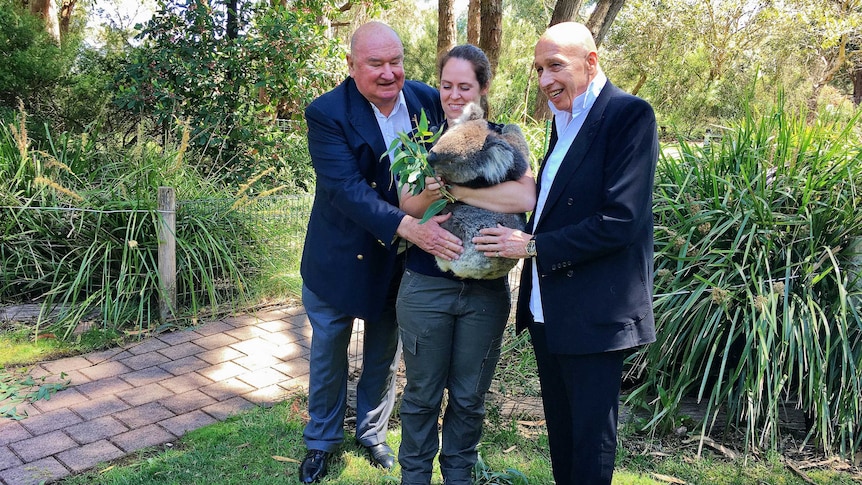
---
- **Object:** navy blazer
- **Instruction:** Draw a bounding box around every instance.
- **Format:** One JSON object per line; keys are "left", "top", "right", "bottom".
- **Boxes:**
{"left": 301, "top": 78, "right": 444, "bottom": 321}
{"left": 516, "top": 82, "right": 658, "bottom": 355}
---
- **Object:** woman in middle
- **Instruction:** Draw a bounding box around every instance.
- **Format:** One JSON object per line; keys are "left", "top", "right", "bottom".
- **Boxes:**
{"left": 395, "top": 44, "right": 537, "bottom": 485}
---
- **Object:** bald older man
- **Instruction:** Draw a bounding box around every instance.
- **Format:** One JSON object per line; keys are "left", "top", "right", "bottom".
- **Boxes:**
{"left": 298, "top": 21, "right": 460, "bottom": 483}
{"left": 475, "top": 22, "right": 659, "bottom": 484}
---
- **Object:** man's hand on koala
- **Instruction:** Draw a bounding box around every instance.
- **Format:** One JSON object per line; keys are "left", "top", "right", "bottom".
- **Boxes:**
{"left": 474, "top": 226, "right": 532, "bottom": 259}
{"left": 397, "top": 214, "right": 463, "bottom": 261}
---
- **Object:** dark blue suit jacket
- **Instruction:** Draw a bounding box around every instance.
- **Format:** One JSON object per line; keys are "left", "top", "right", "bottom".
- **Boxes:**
{"left": 301, "top": 78, "right": 444, "bottom": 322}
{"left": 516, "top": 82, "right": 658, "bottom": 355}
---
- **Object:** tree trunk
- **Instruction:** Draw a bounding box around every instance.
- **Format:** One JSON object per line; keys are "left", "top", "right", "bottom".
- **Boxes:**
{"left": 438, "top": 0, "right": 456, "bottom": 61}
{"left": 549, "top": 0, "right": 583, "bottom": 25}
{"left": 479, "top": 0, "right": 502, "bottom": 76}
{"left": 585, "top": 0, "right": 626, "bottom": 47}
{"left": 29, "top": 0, "right": 61, "bottom": 44}
{"left": 467, "top": 0, "right": 480, "bottom": 45}
{"left": 532, "top": 0, "right": 585, "bottom": 121}
{"left": 58, "top": 0, "right": 76, "bottom": 38}
{"left": 227, "top": 0, "right": 239, "bottom": 40}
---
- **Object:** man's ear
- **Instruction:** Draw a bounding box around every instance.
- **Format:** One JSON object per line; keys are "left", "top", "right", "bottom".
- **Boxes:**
{"left": 347, "top": 54, "right": 355, "bottom": 77}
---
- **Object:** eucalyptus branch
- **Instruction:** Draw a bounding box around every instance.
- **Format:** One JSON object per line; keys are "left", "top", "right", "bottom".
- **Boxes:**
{"left": 382, "top": 110, "right": 454, "bottom": 223}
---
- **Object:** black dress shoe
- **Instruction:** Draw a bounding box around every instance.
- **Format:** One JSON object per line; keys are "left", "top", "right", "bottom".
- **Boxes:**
{"left": 299, "top": 449, "right": 330, "bottom": 483}
{"left": 364, "top": 442, "right": 395, "bottom": 470}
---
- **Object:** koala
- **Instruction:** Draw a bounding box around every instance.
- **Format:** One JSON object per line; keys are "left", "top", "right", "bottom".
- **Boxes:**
{"left": 425, "top": 103, "right": 530, "bottom": 280}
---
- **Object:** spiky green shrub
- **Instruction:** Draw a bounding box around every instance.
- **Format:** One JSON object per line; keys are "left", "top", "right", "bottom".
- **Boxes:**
{"left": 627, "top": 97, "right": 862, "bottom": 456}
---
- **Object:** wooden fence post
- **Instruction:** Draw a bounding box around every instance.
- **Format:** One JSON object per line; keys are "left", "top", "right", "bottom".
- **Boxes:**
{"left": 158, "top": 187, "right": 177, "bottom": 321}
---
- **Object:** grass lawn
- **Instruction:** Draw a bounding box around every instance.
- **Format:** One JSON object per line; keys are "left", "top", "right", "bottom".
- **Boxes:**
{"left": 55, "top": 394, "right": 861, "bottom": 485}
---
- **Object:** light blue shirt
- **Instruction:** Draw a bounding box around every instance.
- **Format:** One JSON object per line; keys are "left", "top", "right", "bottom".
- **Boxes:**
{"left": 530, "top": 71, "right": 607, "bottom": 323}
{"left": 370, "top": 91, "right": 411, "bottom": 163}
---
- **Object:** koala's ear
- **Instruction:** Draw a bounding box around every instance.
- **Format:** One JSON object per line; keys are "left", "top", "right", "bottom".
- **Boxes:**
{"left": 500, "top": 124, "right": 530, "bottom": 161}
{"left": 455, "top": 102, "right": 484, "bottom": 125}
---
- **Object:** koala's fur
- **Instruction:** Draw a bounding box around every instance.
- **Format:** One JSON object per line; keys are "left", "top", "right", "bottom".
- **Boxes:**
{"left": 426, "top": 103, "right": 529, "bottom": 280}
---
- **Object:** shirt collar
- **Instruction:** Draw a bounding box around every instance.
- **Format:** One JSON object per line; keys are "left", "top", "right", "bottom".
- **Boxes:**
{"left": 370, "top": 91, "right": 408, "bottom": 120}
{"left": 549, "top": 71, "right": 608, "bottom": 125}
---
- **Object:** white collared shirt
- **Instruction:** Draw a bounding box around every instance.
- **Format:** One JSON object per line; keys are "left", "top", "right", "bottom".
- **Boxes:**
{"left": 371, "top": 91, "right": 411, "bottom": 162}
{"left": 530, "top": 72, "right": 607, "bottom": 323}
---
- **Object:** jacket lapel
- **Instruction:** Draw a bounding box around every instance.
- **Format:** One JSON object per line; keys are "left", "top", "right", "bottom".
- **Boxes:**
{"left": 534, "top": 83, "right": 616, "bottom": 232}
{"left": 345, "top": 78, "right": 387, "bottom": 156}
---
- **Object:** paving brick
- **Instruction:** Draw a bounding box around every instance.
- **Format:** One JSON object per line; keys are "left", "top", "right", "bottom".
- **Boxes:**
{"left": 270, "top": 342, "right": 310, "bottom": 362}
{"left": 30, "top": 387, "right": 89, "bottom": 413}
{"left": 56, "top": 439, "right": 125, "bottom": 472}
{"left": 243, "top": 385, "right": 292, "bottom": 406}
{"left": 62, "top": 369, "right": 94, "bottom": 386}
{"left": 0, "top": 445, "right": 22, "bottom": 471}
{"left": 120, "top": 351, "right": 172, "bottom": 371}
{"left": 279, "top": 376, "right": 310, "bottom": 393}
{"left": 83, "top": 348, "right": 132, "bottom": 364}
{"left": 0, "top": 421, "right": 31, "bottom": 446}
{"left": 161, "top": 390, "right": 217, "bottom": 414}
{"left": 120, "top": 366, "right": 174, "bottom": 388}
{"left": 197, "top": 346, "right": 246, "bottom": 365}
{"left": 158, "top": 410, "right": 216, "bottom": 437}
{"left": 257, "top": 319, "right": 292, "bottom": 333}
{"left": 192, "top": 332, "right": 240, "bottom": 350}
{"left": 123, "top": 338, "right": 169, "bottom": 355}
{"left": 198, "top": 378, "right": 255, "bottom": 401}
{"left": 10, "top": 430, "right": 77, "bottom": 462}
{"left": 198, "top": 361, "right": 248, "bottom": 382}
{"left": 224, "top": 325, "right": 269, "bottom": 340}
{"left": 257, "top": 330, "right": 295, "bottom": 347}
{"left": 273, "top": 359, "right": 311, "bottom": 379}
{"left": 193, "top": 320, "right": 235, "bottom": 336}
{"left": 40, "top": 355, "right": 91, "bottom": 374}
{"left": 289, "top": 314, "right": 311, "bottom": 328}
{"left": 75, "top": 376, "right": 133, "bottom": 399}
{"left": 69, "top": 395, "right": 130, "bottom": 421}
{"left": 64, "top": 416, "right": 128, "bottom": 444}
{"left": 19, "top": 408, "right": 82, "bottom": 435}
{"left": 78, "top": 361, "right": 133, "bottom": 381}
{"left": 282, "top": 306, "right": 306, "bottom": 317}
{"left": 233, "top": 353, "right": 281, "bottom": 371}
{"left": 113, "top": 402, "right": 175, "bottom": 429}
{"left": 0, "top": 457, "right": 69, "bottom": 485}
{"left": 236, "top": 368, "right": 289, "bottom": 389}
{"left": 115, "top": 382, "right": 175, "bottom": 406}
{"left": 111, "top": 424, "right": 174, "bottom": 453}
{"left": 221, "top": 314, "right": 261, "bottom": 327}
{"left": 251, "top": 309, "right": 288, "bottom": 322}
{"left": 156, "top": 330, "right": 200, "bottom": 346}
{"left": 202, "top": 396, "right": 256, "bottom": 421}
{"left": 159, "top": 355, "right": 209, "bottom": 376}
{"left": 230, "top": 337, "right": 278, "bottom": 356}
{"left": 159, "top": 372, "right": 213, "bottom": 394}
{"left": 158, "top": 341, "right": 205, "bottom": 361}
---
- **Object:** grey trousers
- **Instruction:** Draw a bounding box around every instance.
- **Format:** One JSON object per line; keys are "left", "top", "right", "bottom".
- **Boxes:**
{"left": 395, "top": 270, "right": 510, "bottom": 485}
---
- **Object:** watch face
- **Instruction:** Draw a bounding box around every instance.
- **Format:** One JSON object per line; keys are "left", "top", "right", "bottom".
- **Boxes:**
{"left": 526, "top": 239, "right": 536, "bottom": 256}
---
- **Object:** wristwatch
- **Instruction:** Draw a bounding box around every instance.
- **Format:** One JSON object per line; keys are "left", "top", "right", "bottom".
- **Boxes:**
{"left": 525, "top": 237, "right": 537, "bottom": 257}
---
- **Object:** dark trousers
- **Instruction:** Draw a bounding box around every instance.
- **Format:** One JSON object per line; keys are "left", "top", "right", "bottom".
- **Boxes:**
{"left": 529, "top": 323, "right": 626, "bottom": 485}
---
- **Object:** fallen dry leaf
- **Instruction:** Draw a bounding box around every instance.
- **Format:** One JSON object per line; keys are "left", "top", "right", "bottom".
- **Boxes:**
{"left": 651, "top": 472, "right": 686, "bottom": 484}
{"left": 503, "top": 446, "right": 517, "bottom": 453}
{"left": 272, "top": 455, "right": 300, "bottom": 463}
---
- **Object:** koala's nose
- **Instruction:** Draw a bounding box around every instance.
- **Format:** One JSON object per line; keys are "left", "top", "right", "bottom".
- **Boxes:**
{"left": 426, "top": 151, "right": 438, "bottom": 166}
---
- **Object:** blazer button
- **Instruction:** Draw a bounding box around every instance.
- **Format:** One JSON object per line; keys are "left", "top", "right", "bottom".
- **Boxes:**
{"left": 357, "top": 254, "right": 364, "bottom": 260}
{"left": 370, "top": 182, "right": 378, "bottom": 188}
{"left": 567, "top": 198, "right": 574, "bottom": 206}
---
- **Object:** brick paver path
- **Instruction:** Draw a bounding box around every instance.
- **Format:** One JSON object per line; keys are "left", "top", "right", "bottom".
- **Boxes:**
{"left": 0, "top": 305, "right": 317, "bottom": 485}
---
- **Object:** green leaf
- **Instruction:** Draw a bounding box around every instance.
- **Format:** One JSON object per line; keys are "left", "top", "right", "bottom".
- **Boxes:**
{"left": 419, "top": 199, "right": 448, "bottom": 224}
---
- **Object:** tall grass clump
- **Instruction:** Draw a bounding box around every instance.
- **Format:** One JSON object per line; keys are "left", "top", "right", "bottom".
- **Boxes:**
{"left": 627, "top": 95, "right": 862, "bottom": 456}
{"left": 0, "top": 108, "right": 291, "bottom": 340}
